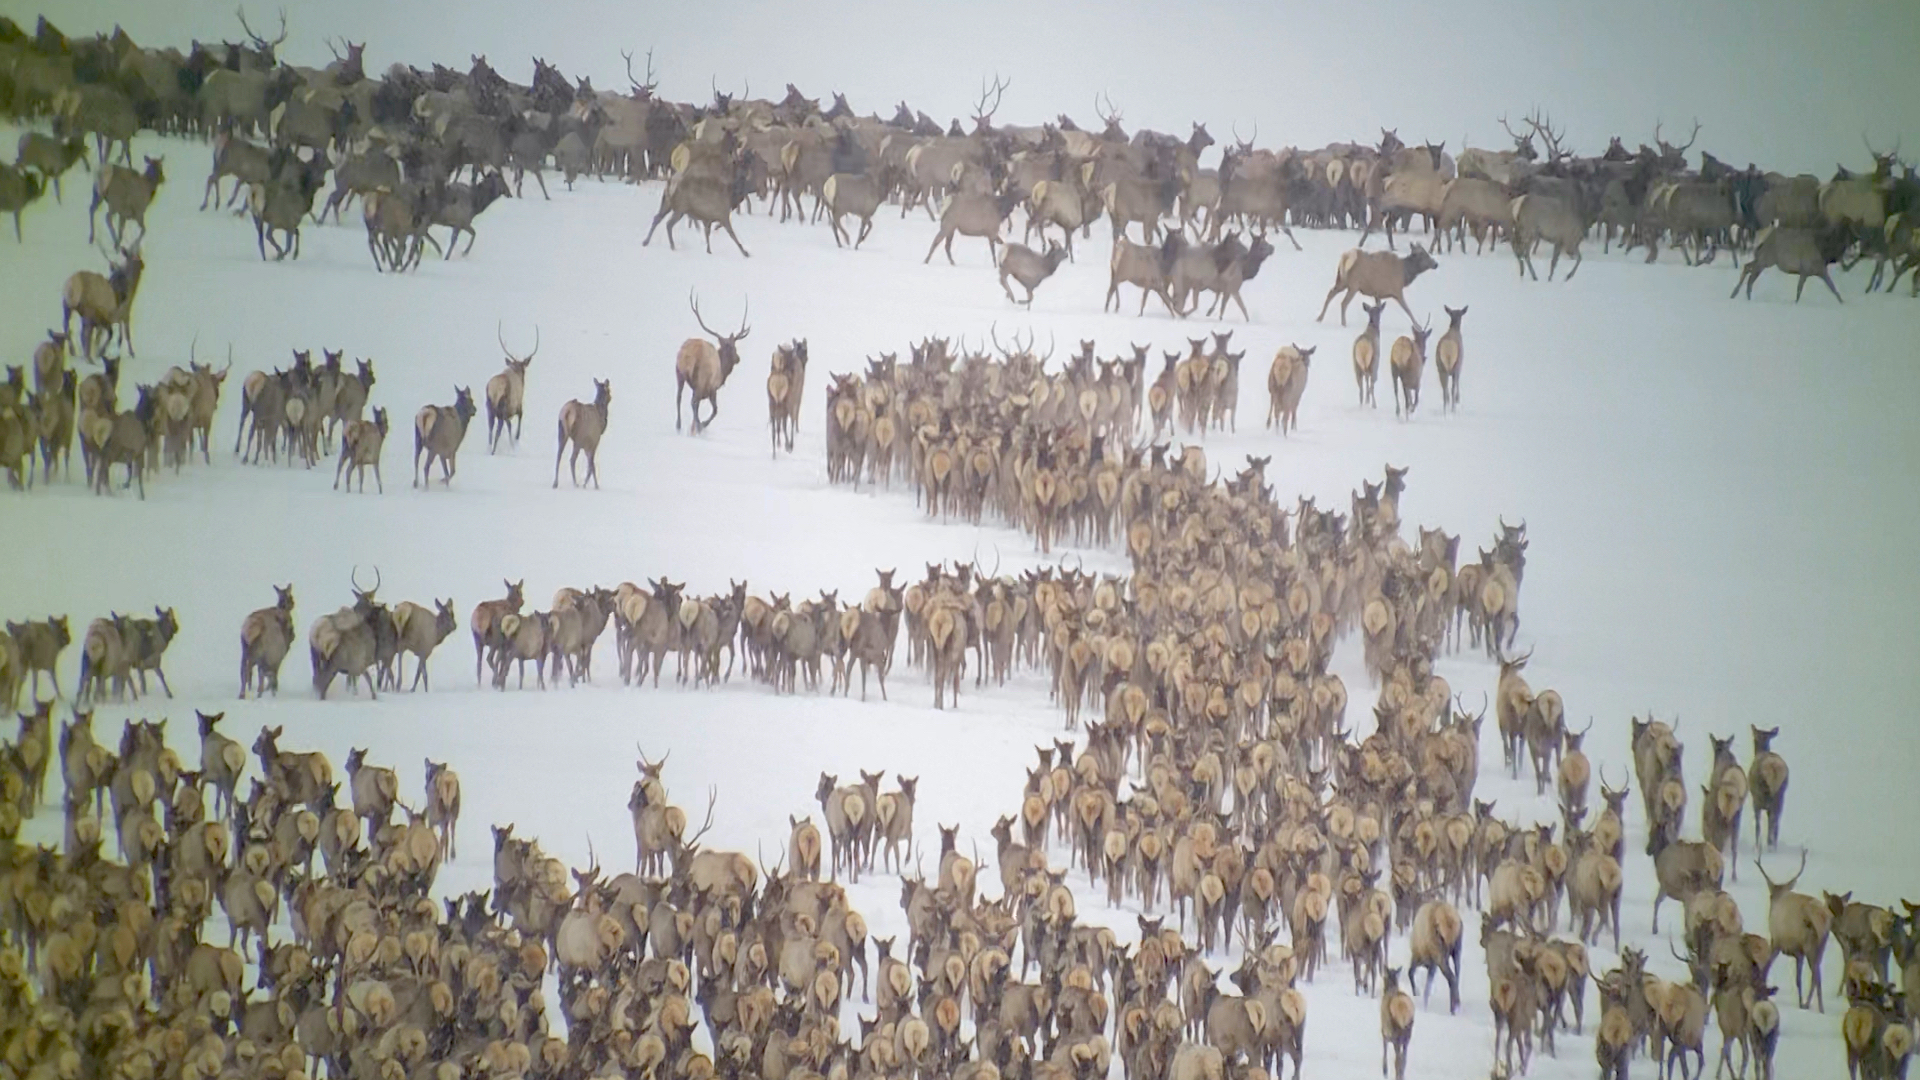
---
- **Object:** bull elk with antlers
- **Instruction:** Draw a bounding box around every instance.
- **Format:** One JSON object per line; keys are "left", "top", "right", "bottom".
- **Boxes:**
{"left": 487, "top": 324, "right": 537, "bottom": 452}
{"left": 676, "top": 292, "right": 750, "bottom": 433}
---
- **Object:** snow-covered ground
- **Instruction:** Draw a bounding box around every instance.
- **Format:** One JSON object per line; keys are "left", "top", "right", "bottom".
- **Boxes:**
{"left": 4, "top": 126, "right": 1918, "bottom": 1079}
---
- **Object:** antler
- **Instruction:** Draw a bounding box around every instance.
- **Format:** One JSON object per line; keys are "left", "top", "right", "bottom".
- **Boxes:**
{"left": 236, "top": 5, "right": 287, "bottom": 49}
{"left": 734, "top": 297, "right": 751, "bottom": 341}
{"left": 1096, "top": 91, "right": 1123, "bottom": 127}
{"left": 1498, "top": 112, "right": 1529, "bottom": 146}
{"left": 972, "top": 73, "right": 1009, "bottom": 125}
{"left": 1675, "top": 118, "right": 1701, "bottom": 155}
{"left": 689, "top": 289, "right": 720, "bottom": 339}
{"left": 682, "top": 786, "right": 718, "bottom": 850}
{"left": 622, "top": 47, "right": 657, "bottom": 95}
{"left": 1523, "top": 108, "right": 1566, "bottom": 162}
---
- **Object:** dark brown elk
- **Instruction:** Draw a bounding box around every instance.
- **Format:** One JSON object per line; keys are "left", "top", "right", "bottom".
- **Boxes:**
{"left": 822, "top": 173, "right": 883, "bottom": 248}
{"left": 487, "top": 324, "right": 537, "bottom": 452}
{"left": 925, "top": 187, "right": 1023, "bottom": 265}
{"left": 676, "top": 292, "right": 750, "bottom": 433}
{"left": 1316, "top": 244, "right": 1438, "bottom": 326}
{"left": 427, "top": 171, "right": 512, "bottom": 258}
{"left": 413, "top": 387, "right": 477, "bottom": 487}
{"left": 0, "top": 163, "right": 44, "bottom": 240}
{"left": 16, "top": 132, "right": 87, "bottom": 203}
{"left": 643, "top": 156, "right": 754, "bottom": 256}
{"left": 88, "top": 155, "right": 164, "bottom": 246}
{"left": 997, "top": 240, "right": 1069, "bottom": 306}
{"left": 61, "top": 245, "right": 145, "bottom": 359}
{"left": 554, "top": 378, "right": 611, "bottom": 489}
{"left": 1510, "top": 194, "right": 1586, "bottom": 281}
{"left": 1730, "top": 224, "right": 1851, "bottom": 303}
{"left": 247, "top": 150, "right": 330, "bottom": 260}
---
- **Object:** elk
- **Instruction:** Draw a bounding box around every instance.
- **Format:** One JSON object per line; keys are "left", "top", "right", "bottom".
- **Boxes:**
{"left": 1748, "top": 726, "right": 1789, "bottom": 850}
{"left": 334, "top": 406, "right": 389, "bottom": 493}
{"left": 1433, "top": 305, "right": 1466, "bottom": 411}
{"left": 1352, "top": 299, "right": 1387, "bottom": 407}
{"left": 92, "top": 384, "right": 156, "bottom": 498}
{"left": 0, "top": 163, "right": 44, "bottom": 240}
{"left": 202, "top": 129, "right": 273, "bottom": 209}
{"left": 424, "top": 759, "right": 461, "bottom": 860}
{"left": 1380, "top": 966, "right": 1415, "bottom": 1080}
{"left": 676, "top": 292, "right": 750, "bottom": 433}
{"left": 389, "top": 598, "right": 458, "bottom": 691}
{"left": 17, "top": 131, "right": 87, "bottom": 203}
{"left": 61, "top": 245, "right": 145, "bottom": 360}
{"left": 5, "top": 616, "right": 69, "bottom": 701}
{"left": 643, "top": 159, "right": 754, "bottom": 256}
{"left": 1266, "top": 344, "right": 1313, "bottom": 436}
{"left": 1510, "top": 194, "right": 1586, "bottom": 281}
{"left": 1731, "top": 224, "right": 1851, "bottom": 303}
{"left": 470, "top": 580, "right": 525, "bottom": 685}
{"left": 553, "top": 379, "right": 612, "bottom": 488}
{"left": 925, "top": 187, "right": 1023, "bottom": 265}
{"left": 247, "top": 150, "right": 329, "bottom": 260}
{"left": 1106, "top": 234, "right": 1183, "bottom": 316}
{"left": 1317, "top": 244, "right": 1438, "bottom": 326}
{"left": 195, "top": 710, "right": 247, "bottom": 821}
{"left": 997, "top": 241, "right": 1070, "bottom": 307}
{"left": 1757, "top": 852, "right": 1831, "bottom": 1011}
{"left": 311, "top": 567, "right": 386, "bottom": 700}
{"left": 1389, "top": 319, "right": 1432, "bottom": 419}
{"left": 427, "top": 171, "right": 512, "bottom": 258}
{"left": 413, "top": 387, "right": 478, "bottom": 487}
{"left": 1409, "top": 899, "right": 1464, "bottom": 1013}
{"left": 88, "top": 155, "right": 164, "bottom": 246}
{"left": 767, "top": 339, "right": 808, "bottom": 456}
{"left": 487, "top": 324, "right": 537, "bottom": 452}
{"left": 822, "top": 173, "right": 883, "bottom": 248}
{"left": 239, "top": 583, "right": 296, "bottom": 698}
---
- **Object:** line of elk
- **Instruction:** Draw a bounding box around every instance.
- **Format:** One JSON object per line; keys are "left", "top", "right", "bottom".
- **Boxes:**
{"left": 7, "top": 15, "right": 1916, "bottom": 300}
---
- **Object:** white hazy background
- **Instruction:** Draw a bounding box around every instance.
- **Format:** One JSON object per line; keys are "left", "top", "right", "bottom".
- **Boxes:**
{"left": 10, "top": 0, "right": 1920, "bottom": 174}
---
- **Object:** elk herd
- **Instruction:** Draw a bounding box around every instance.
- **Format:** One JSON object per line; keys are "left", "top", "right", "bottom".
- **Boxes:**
{"left": 3, "top": 10, "right": 1917, "bottom": 1080}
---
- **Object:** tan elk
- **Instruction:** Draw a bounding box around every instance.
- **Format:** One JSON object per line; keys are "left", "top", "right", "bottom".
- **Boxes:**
{"left": 676, "top": 292, "right": 750, "bottom": 433}
{"left": 1389, "top": 318, "right": 1432, "bottom": 419}
{"left": 1352, "top": 299, "right": 1387, "bottom": 407}
{"left": 61, "top": 245, "right": 145, "bottom": 360}
{"left": 767, "top": 339, "right": 809, "bottom": 456}
{"left": 332, "top": 406, "right": 389, "bottom": 492}
{"left": 413, "top": 387, "right": 477, "bottom": 487}
{"left": 1316, "top": 244, "right": 1438, "bottom": 326}
{"left": 924, "top": 188, "right": 1023, "bottom": 265}
{"left": 239, "top": 583, "right": 296, "bottom": 698}
{"left": 1381, "top": 966, "right": 1415, "bottom": 1080}
{"left": 1266, "top": 344, "right": 1313, "bottom": 436}
{"left": 1756, "top": 852, "right": 1831, "bottom": 1011}
{"left": 470, "top": 580, "right": 526, "bottom": 685}
{"left": 424, "top": 758, "right": 461, "bottom": 859}
{"left": 88, "top": 155, "right": 164, "bottom": 246}
{"left": 389, "top": 598, "right": 458, "bottom": 691}
{"left": 553, "top": 379, "right": 611, "bottom": 488}
{"left": 1748, "top": 726, "right": 1790, "bottom": 851}
{"left": 487, "top": 324, "right": 537, "bottom": 452}
{"left": 1434, "top": 305, "right": 1466, "bottom": 412}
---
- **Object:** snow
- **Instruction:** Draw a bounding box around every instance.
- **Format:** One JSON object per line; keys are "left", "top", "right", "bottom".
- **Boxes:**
{"left": 5, "top": 124, "right": 1919, "bottom": 1080}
